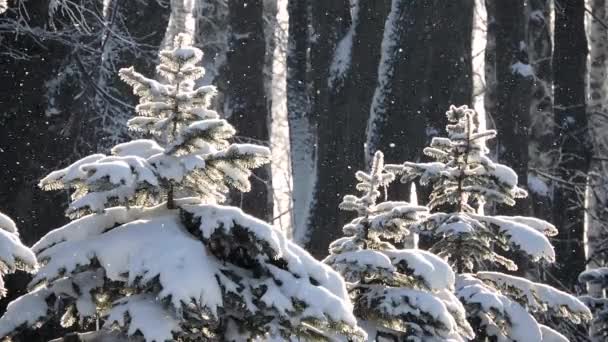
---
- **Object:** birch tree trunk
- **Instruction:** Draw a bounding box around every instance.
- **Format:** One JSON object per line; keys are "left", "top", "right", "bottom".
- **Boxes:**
{"left": 286, "top": 0, "right": 315, "bottom": 244}
{"left": 586, "top": 0, "right": 608, "bottom": 298}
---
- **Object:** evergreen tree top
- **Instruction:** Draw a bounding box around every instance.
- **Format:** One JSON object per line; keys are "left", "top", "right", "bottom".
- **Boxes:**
{"left": 39, "top": 33, "right": 271, "bottom": 218}
{"left": 336, "top": 151, "right": 428, "bottom": 246}
{"left": 325, "top": 151, "right": 473, "bottom": 341}
{"left": 387, "top": 105, "right": 553, "bottom": 271}
{"left": 388, "top": 105, "right": 527, "bottom": 212}
{"left": 388, "top": 105, "right": 591, "bottom": 341}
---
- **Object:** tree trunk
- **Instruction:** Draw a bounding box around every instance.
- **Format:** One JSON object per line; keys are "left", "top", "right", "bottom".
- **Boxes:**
{"left": 425, "top": 0, "right": 474, "bottom": 138}
{"left": 366, "top": 0, "right": 472, "bottom": 250}
{"left": 312, "top": 0, "right": 391, "bottom": 253}
{"left": 162, "top": 0, "right": 196, "bottom": 47}
{"left": 586, "top": 0, "right": 608, "bottom": 298}
{"left": 552, "top": 0, "right": 590, "bottom": 290}
{"left": 366, "top": 0, "right": 432, "bottom": 249}
{"left": 226, "top": 0, "right": 273, "bottom": 221}
{"left": 489, "top": 0, "right": 534, "bottom": 215}
{"left": 304, "top": 0, "right": 351, "bottom": 257}
{"left": 527, "top": 0, "right": 555, "bottom": 224}
{"left": 193, "top": 0, "right": 229, "bottom": 91}
{"left": 286, "top": 0, "right": 315, "bottom": 244}
{"left": 484, "top": 0, "right": 497, "bottom": 144}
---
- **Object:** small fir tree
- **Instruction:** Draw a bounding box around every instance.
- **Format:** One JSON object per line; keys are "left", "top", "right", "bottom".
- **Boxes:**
{"left": 324, "top": 151, "right": 474, "bottom": 341}
{"left": 387, "top": 105, "right": 592, "bottom": 340}
{"left": 580, "top": 268, "right": 608, "bottom": 341}
{"left": 0, "top": 34, "right": 364, "bottom": 341}
{"left": 0, "top": 211, "right": 36, "bottom": 297}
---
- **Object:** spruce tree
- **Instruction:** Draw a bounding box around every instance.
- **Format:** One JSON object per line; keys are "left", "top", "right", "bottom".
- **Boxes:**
{"left": 324, "top": 151, "right": 474, "bottom": 341}
{"left": 0, "top": 211, "right": 36, "bottom": 297}
{"left": 387, "top": 105, "right": 591, "bottom": 340}
{"left": 0, "top": 34, "right": 364, "bottom": 341}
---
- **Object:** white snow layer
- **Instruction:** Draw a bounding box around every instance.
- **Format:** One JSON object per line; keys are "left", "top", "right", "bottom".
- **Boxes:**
{"left": 0, "top": 287, "right": 50, "bottom": 337}
{"left": 511, "top": 61, "right": 535, "bottom": 78}
{"left": 13, "top": 203, "right": 357, "bottom": 340}
{"left": 0, "top": 229, "right": 37, "bottom": 273}
{"left": 476, "top": 272, "right": 591, "bottom": 321}
{"left": 328, "top": 0, "right": 359, "bottom": 88}
{"left": 456, "top": 274, "right": 542, "bottom": 341}
{"left": 539, "top": 325, "right": 569, "bottom": 342}
{"left": 365, "top": 0, "right": 403, "bottom": 161}
{"left": 527, "top": 174, "right": 550, "bottom": 197}
{"left": 0, "top": 212, "right": 17, "bottom": 233}
{"left": 111, "top": 139, "right": 164, "bottom": 159}
{"left": 106, "top": 294, "right": 181, "bottom": 341}
{"left": 384, "top": 249, "right": 455, "bottom": 291}
{"left": 183, "top": 204, "right": 356, "bottom": 324}
{"left": 32, "top": 200, "right": 199, "bottom": 255}
{"left": 470, "top": 214, "right": 555, "bottom": 262}
{"left": 0, "top": 212, "right": 37, "bottom": 296}
{"left": 33, "top": 215, "right": 225, "bottom": 315}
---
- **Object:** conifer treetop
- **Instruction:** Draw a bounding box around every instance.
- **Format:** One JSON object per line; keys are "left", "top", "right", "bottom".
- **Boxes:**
{"left": 337, "top": 151, "right": 428, "bottom": 245}
{"left": 388, "top": 105, "right": 591, "bottom": 341}
{"left": 39, "top": 33, "right": 271, "bottom": 218}
{"left": 387, "top": 105, "right": 553, "bottom": 271}
{"left": 325, "top": 151, "right": 473, "bottom": 341}
{"left": 389, "top": 105, "right": 527, "bottom": 212}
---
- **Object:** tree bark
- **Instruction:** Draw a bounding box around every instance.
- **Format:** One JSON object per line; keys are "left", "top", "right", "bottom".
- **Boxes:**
{"left": 366, "top": 0, "right": 472, "bottom": 249}
{"left": 425, "top": 0, "right": 474, "bottom": 137}
{"left": 366, "top": 0, "right": 433, "bottom": 250}
{"left": 527, "top": 0, "right": 555, "bottom": 224}
{"left": 585, "top": 0, "right": 608, "bottom": 298}
{"left": 287, "top": 0, "right": 315, "bottom": 244}
{"left": 226, "top": 0, "right": 273, "bottom": 221}
{"left": 311, "top": 0, "right": 391, "bottom": 255}
{"left": 488, "top": 0, "right": 534, "bottom": 215}
{"left": 552, "top": 0, "right": 590, "bottom": 290}
{"left": 304, "top": 0, "right": 351, "bottom": 257}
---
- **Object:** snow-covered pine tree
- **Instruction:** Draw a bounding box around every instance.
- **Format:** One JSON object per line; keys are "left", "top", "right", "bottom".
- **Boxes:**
{"left": 580, "top": 268, "right": 608, "bottom": 341}
{"left": 0, "top": 211, "right": 36, "bottom": 297}
{"left": 0, "top": 33, "right": 364, "bottom": 341}
{"left": 386, "top": 105, "right": 592, "bottom": 340}
{"left": 324, "top": 151, "right": 474, "bottom": 341}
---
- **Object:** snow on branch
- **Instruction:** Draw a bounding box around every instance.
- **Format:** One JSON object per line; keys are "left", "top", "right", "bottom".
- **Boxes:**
{"left": 324, "top": 150, "right": 472, "bottom": 340}
{"left": 476, "top": 272, "right": 591, "bottom": 323}
{"left": 0, "top": 212, "right": 37, "bottom": 297}
{"left": 0, "top": 202, "right": 364, "bottom": 340}
{"left": 456, "top": 274, "right": 542, "bottom": 341}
